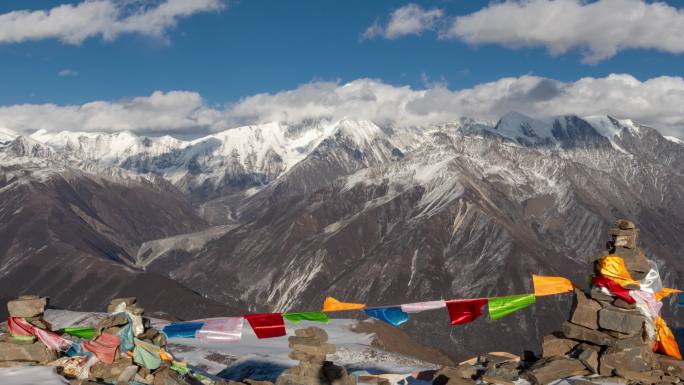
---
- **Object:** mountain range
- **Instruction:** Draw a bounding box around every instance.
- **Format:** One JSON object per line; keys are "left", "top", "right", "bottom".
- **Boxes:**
{"left": 1, "top": 112, "right": 683, "bottom": 359}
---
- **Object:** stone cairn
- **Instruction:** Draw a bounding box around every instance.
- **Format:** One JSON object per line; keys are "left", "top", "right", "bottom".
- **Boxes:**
{"left": 431, "top": 220, "right": 684, "bottom": 385}
{"left": 0, "top": 295, "right": 56, "bottom": 365}
{"left": 276, "top": 327, "right": 356, "bottom": 385}
{"left": 0, "top": 296, "right": 228, "bottom": 385}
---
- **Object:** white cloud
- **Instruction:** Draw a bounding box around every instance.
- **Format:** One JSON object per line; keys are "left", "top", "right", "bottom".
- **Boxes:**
{"left": 58, "top": 69, "right": 79, "bottom": 77}
{"left": 446, "top": 0, "right": 684, "bottom": 64}
{"left": 0, "top": 0, "right": 224, "bottom": 45}
{"left": 362, "top": 3, "right": 443, "bottom": 40}
{"left": 0, "top": 74, "right": 683, "bottom": 138}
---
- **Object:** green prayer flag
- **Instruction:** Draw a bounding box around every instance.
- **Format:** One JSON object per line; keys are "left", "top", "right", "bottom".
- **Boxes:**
{"left": 488, "top": 294, "right": 536, "bottom": 320}
{"left": 12, "top": 335, "right": 36, "bottom": 342}
{"left": 133, "top": 338, "right": 162, "bottom": 370}
{"left": 63, "top": 327, "right": 95, "bottom": 340}
{"left": 283, "top": 312, "right": 330, "bottom": 324}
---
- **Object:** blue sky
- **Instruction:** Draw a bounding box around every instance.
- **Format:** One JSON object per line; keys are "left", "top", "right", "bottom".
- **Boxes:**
{"left": 0, "top": 0, "right": 683, "bottom": 137}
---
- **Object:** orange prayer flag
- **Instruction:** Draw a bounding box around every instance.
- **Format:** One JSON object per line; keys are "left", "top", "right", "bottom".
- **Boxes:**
{"left": 322, "top": 297, "right": 365, "bottom": 312}
{"left": 655, "top": 288, "right": 682, "bottom": 302}
{"left": 598, "top": 255, "right": 640, "bottom": 288}
{"left": 532, "top": 275, "right": 574, "bottom": 296}
{"left": 654, "top": 316, "right": 682, "bottom": 360}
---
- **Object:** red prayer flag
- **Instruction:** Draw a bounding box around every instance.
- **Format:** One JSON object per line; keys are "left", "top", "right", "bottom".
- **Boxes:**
{"left": 592, "top": 276, "right": 635, "bottom": 304}
{"left": 446, "top": 298, "right": 488, "bottom": 326}
{"left": 82, "top": 332, "right": 120, "bottom": 364}
{"left": 244, "top": 313, "right": 286, "bottom": 339}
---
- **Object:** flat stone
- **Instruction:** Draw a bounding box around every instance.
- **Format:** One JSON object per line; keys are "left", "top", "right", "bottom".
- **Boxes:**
{"left": 96, "top": 314, "right": 129, "bottom": 331}
{"left": 570, "top": 289, "right": 602, "bottom": 330}
{"left": 481, "top": 375, "right": 516, "bottom": 385}
{"left": 524, "top": 357, "right": 589, "bottom": 385}
{"left": 614, "top": 368, "right": 663, "bottom": 385}
{"left": 294, "top": 327, "right": 328, "bottom": 342}
{"left": 562, "top": 322, "right": 615, "bottom": 346}
{"left": 288, "top": 336, "right": 327, "bottom": 346}
{"left": 658, "top": 355, "right": 684, "bottom": 380}
{"left": 117, "top": 365, "right": 139, "bottom": 382}
{"left": 578, "top": 348, "right": 599, "bottom": 373}
{"left": 598, "top": 307, "right": 646, "bottom": 335}
{"left": 276, "top": 373, "right": 324, "bottom": 385}
{"left": 600, "top": 345, "right": 656, "bottom": 375}
{"left": 288, "top": 351, "right": 327, "bottom": 363}
{"left": 542, "top": 334, "right": 577, "bottom": 358}
{"left": 612, "top": 298, "right": 636, "bottom": 310}
{"left": 290, "top": 343, "right": 335, "bottom": 355}
{"left": 107, "top": 297, "right": 137, "bottom": 313}
{"left": 7, "top": 296, "right": 47, "bottom": 318}
{"left": 0, "top": 341, "right": 57, "bottom": 363}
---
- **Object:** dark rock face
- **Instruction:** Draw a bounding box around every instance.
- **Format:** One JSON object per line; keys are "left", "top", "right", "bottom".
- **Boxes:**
{"left": 0, "top": 166, "right": 242, "bottom": 320}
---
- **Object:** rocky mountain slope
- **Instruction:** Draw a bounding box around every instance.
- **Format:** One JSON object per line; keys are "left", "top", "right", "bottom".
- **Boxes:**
{"left": 1, "top": 112, "right": 682, "bottom": 359}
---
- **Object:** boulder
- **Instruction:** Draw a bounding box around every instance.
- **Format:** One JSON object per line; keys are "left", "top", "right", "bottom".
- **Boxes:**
{"left": 570, "top": 289, "right": 602, "bottom": 330}
{"left": 0, "top": 340, "right": 57, "bottom": 363}
{"left": 542, "top": 334, "right": 577, "bottom": 358}
{"left": 525, "top": 357, "right": 589, "bottom": 385}
{"left": 7, "top": 296, "right": 47, "bottom": 318}
{"left": 598, "top": 307, "right": 646, "bottom": 335}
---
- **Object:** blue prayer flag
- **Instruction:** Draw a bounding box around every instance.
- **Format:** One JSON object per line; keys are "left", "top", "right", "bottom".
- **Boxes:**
{"left": 162, "top": 322, "right": 206, "bottom": 339}
{"left": 363, "top": 307, "right": 409, "bottom": 326}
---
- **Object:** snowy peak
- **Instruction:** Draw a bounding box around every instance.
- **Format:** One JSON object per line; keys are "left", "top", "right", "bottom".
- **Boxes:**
{"left": 492, "top": 111, "right": 556, "bottom": 147}
{"left": 0, "top": 126, "right": 18, "bottom": 143}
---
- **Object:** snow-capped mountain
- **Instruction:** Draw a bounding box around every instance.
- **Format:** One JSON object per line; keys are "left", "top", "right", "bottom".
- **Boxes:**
{"left": 1, "top": 112, "right": 683, "bottom": 360}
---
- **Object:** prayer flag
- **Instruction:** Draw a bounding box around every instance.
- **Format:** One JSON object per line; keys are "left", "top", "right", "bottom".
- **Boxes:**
{"left": 400, "top": 300, "right": 445, "bottom": 313}
{"left": 654, "top": 316, "right": 682, "bottom": 360}
{"left": 82, "top": 332, "right": 120, "bottom": 364}
{"left": 133, "top": 338, "right": 163, "bottom": 370}
{"left": 592, "top": 276, "right": 635, "bottom": 304}
{"left": 655, "top": 288, "right": 682, "bottom": 302}
{"left": 322, "top": 297, "right": 366, "bottom": 312}
{"left": 363, "top": 307, "right": 409, "bottom": 326}
{"left": 63, "top": 327, "right": 95, "bottom": 340}
{"left": 488, "top": 294, "right": 536, "bottom": 320}
{"left": 197, "top": 318, "right": 243, "bottom": 343}
{"left": 162, "top": 322, "right": 206, "bottom": 339}
{"left": 244, "top": 313, "right": 287, "bottom": 339}
{"left": 8, "top": 317, "right": 72, "bottom": 351}
{"left": 533, "top": 275, "right": 574, "bottom": 296}
{"left": 283, "top": 312, "right": 330, "bottom": 324}
{"left": 598, "top": 255, "right": 640, "bottom": 288}
{"left": 446, "top": 298, "right": 488, "bottom": 326}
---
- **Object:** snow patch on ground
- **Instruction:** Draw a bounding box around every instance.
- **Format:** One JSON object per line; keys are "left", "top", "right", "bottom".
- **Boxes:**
{"left": 0, "top": 366, "right": 68, "bottom": 385}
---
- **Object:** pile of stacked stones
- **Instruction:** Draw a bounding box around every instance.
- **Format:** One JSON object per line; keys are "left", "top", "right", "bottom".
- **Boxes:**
{"left": 276, "top": 327, "right": 356, "bottom": 385}
{"left": 432, "top": 220, "right": 684, "bottom": 385}
{"left": 0, "top": 295, "right": 56, "bottom": 365}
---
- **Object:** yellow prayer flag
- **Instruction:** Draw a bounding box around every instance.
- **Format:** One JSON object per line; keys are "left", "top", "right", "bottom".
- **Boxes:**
{"left": 655, "top": 288, "right": 682, "bottom": 302}
{"left": 322, "top": 297, "right": 365, "bottom": 312}
{"left": 598, "top": 255, "right": 640, "bottom": 288}
{"left": 532, "top": 275, "right": 574, "bottom": 296}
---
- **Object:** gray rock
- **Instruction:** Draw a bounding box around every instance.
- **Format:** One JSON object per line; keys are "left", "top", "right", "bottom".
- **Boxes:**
{"left": 570, "top": 289, "right": 602, "bottom": 330}
{"left": 7, "top": 296, "right": 47, "bottom": 318}
{"left": 598, "top": 307, "right": 646, "bottom": 335}
{"left": 562, "top": 322, "right": 615, "bottom": 346}
{"left": 525, "top": 357, "right": 589, "bottom": 385}
{"left": 0, "top": 340, "right": 57, "bottom": 363}
{"left": 600, "top": 345, "right": 656, "bottom": 375}
{"left": 542, "top": 334, "right": 577, "bottom": 358}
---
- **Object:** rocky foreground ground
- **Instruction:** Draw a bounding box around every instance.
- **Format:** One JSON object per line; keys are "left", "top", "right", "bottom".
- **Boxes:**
{"left": 1, "top": 286, "right": 684, "bottom": 385}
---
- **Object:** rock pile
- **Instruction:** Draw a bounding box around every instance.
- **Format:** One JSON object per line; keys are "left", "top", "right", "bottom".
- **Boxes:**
{"left": 0, "top": 295, "right": 56, "bottom": 365}
{"left": 276, "top": 327, "right": 356, "bottom": 385}
{"left": 432, "top": 220, "right": 684, "bottom": 385}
